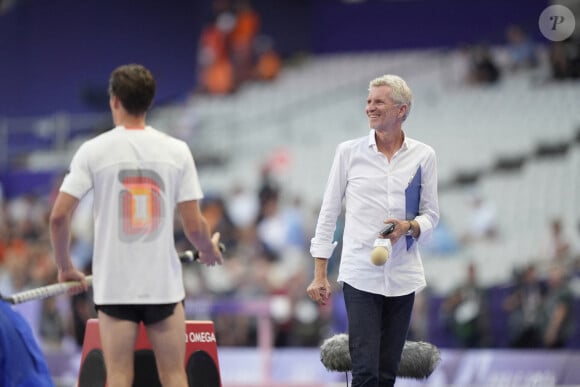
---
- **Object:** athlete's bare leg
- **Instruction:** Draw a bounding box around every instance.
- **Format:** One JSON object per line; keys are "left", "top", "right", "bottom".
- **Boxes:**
{"left": 146, "top": 302, "right": 188, "bottom": 387}
{"left": 98, "top": 311, "right": 140, "bottom": 387}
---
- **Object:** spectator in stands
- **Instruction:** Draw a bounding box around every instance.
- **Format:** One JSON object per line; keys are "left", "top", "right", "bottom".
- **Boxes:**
{"left": 541, "top": 264, "right": 575, "bottom": 348}
{"left": 549, "top": 37, "right": 580, "bottom": 80}
{"left": 503, "top": 264, "right": 546, "bottom": 348}
{"left": 440, "top": 262, "right": 491, "bottom": 348}
{"left": 307, "top": 74, "right": 439, "bottom": 387}
{"left": 200, "top": 196, "right": 237, "bottom": 252}
{"left": 192, "top": 197, "right": 242, "bottom": 298}
{"left": 69, "top": 284, "right": 96, "bottom": 348}
{"left": 551, "top": 218, "right": 572, "bottom": 260}
{"left": 254, "top": 35, "right": 282, "bottom": 82}
{"left": 39, "top": 296, "right": 65, "bottom": 349}
{"left": 540, "top": 218, "right": 573, "bottom": 263}
{"left": 230, "top": 0, "right": 260, "bottom": 83}
{"left": 464, "top": 43, "right": 501, "bottom": 85}
{"left": 197, "top": 15, "right": 236, "bottom": 95}
{"left": 256, "top": 189, "right": 311, "bottom": 347}
{"left": 196, "top": 0, "right": 238, "bottom": 95}
{"left": 257, "top": 191, "right": 307, "bottom": 261}
{"left": 28, "top": 243, "right": 57, "bottom": 289}
{"left": 0, "top": 228, "right": 30, "bottom": 296}
{"left": 505, "top": 25, "right": 539, "bottom": 71}
{"left": 196, "top": 0, "right": 280, "bottom": 94}
{"left": 0, "top": 211, "right": 52, "bottom": 298}
{"left": 423, "top": 215, "right": 460, "bottom": 255}
{"left": 226, "top": 184, "right": 260, "bottom": 230}
{"left": 257, "top": 164, "right": 280, "bottom": 213}
{"left": 551, "top": 218, "right": 573, "bottom": 261}
{"left": 6, "top": 193, "right": 47, "bottom": 241}
{"left": 461, "top": 192, "right": 499, "bottom": 245}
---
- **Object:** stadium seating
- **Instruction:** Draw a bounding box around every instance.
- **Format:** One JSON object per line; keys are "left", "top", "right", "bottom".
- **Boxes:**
{"left": 3, "top": 49, "right": 580, "bottom": 293}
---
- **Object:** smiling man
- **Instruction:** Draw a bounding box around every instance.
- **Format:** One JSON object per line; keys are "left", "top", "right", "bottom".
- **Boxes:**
{"left": 307, "top": 74, "right": 439, "bottom": 387}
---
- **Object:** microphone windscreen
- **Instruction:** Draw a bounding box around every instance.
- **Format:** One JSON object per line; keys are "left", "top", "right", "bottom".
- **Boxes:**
{"left": 319, "top": 334, "right": 441, "bottom": 379}
{"left": 370, "top": 246, "right": 389, "bottom": 265}
{"left": 398, "top": 340, "right": 441, "bottom": 379}
{"left": 320, "top": 334, "right": 351, "bottom": 372}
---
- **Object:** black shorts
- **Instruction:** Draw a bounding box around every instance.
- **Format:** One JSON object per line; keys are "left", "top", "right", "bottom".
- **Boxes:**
{"left": 94, "top": 301, "right": 183, "bottom": 325}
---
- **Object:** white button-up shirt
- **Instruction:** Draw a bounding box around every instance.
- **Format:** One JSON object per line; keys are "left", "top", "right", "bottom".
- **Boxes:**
{"left": 310, "top": 129, "right": 439, "bottom": 297}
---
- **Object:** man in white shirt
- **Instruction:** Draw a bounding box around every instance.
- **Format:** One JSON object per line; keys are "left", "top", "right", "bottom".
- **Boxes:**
{"left": 307, "top": 74, "right": 439, "bottom": 387}
{"left": 49, "top": 64, "right": 223, "bottom": 387}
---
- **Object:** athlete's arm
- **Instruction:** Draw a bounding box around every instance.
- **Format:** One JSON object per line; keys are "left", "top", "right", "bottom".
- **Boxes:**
{"left": 178, "top": 200, "right": 223, "bottom": 266}
{"left": 49, "top": 192, "right": 88, "bottom": 288}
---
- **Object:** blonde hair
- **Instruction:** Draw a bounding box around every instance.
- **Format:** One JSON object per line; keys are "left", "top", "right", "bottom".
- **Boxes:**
{"left": 369, "top": 74, "right": 413, "bottom": 121}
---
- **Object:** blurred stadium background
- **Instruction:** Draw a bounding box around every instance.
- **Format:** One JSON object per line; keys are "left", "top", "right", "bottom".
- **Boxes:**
{"left": 1, "top": 0, "right": 580, "bottom": 386}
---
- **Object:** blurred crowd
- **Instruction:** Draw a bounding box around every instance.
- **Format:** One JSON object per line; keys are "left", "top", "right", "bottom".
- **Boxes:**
{"left": 0, "top": 168, "right": 334, "bottom": 351}
{"left": 461, "top": 24, "right": 580, "bottom": 87}
{"left": 437, "top": 258, "right": 580, "bottom": 350}
{"left": 2, "top": 164, "right": 580, "bottom": 353}
{"left": 2, "top": 19, "right": 580, "bottom": 354}
{"left": 196, "top": 0, "right": 282, "bottom": 95}
{"left": 433, "top": 206, "right": 580, "bottom": 349}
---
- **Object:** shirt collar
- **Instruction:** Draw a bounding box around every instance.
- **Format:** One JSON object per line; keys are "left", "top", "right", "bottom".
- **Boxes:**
{"left": 368, "top": 129, "right": 377, "bottom": 149}
{"left": 114, "top": 125, "right": 148, "bottom": 131}
{"left": 368, "top": 129, "right": 410, "bottom": 152}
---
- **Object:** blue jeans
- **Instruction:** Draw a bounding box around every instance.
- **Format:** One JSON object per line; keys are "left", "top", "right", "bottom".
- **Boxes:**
{"left": 343, "top": 282, "right": 415, "bottom": 387}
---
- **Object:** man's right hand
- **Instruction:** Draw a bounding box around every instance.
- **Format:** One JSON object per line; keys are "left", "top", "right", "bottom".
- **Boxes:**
{"left": 58, "top": 266, "right": 89, "bottom": 295}
{"left": 307, "top": 277, "right": 331, "bottom": 306}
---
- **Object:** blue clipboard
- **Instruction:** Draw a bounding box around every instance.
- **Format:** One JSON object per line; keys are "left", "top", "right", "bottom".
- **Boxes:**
{"left": 405, "top": 165, "right": 421, "bottom": 249}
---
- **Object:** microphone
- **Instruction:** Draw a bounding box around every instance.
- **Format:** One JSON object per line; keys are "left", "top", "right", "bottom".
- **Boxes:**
{"left": 320, "top": 333, "right": 441, "bottom": 379}
{"left": 178, "top": 243, "right": 226, "bottom": 263}
{"left": 379, "top": 222, "right": 396, "bottom": 237}
{"left": 370, "top": 223, "right": 394, "bottom": 266}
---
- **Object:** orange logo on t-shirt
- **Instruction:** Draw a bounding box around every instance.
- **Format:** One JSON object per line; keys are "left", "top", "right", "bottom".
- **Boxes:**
{"left": 118, "top": 169, "right": 165, "bottom": 242}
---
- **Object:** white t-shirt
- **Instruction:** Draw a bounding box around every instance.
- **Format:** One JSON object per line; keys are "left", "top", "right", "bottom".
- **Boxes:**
{"left": 60, "top": 126, "right": 203, "bottom": 304}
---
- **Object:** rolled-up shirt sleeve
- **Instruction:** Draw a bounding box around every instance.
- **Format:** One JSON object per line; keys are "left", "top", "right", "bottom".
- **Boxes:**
{"left": 415, "top": 146, "right": 439, "bottom": 244}
{"left": 310, "top": 145, "right": 347, "bottom": 259}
